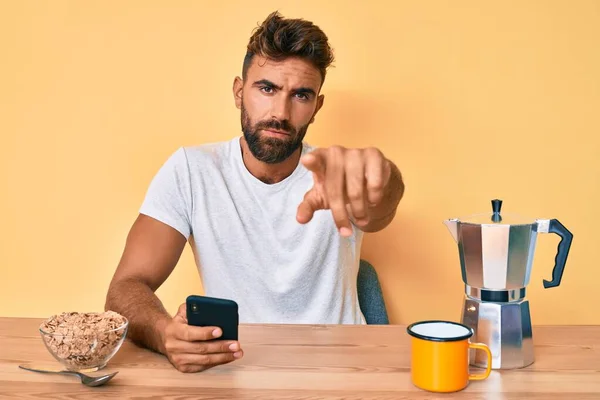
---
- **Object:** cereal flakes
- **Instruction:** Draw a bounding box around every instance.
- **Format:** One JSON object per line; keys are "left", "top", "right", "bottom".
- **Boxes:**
{"left": 40, "top": 311, "right": 127, "bottom": 370}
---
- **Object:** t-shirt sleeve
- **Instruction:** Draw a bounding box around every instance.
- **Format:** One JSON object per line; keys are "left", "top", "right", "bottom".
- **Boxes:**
{"left": 139, "top": 147, "right": 193, "bottom": 239}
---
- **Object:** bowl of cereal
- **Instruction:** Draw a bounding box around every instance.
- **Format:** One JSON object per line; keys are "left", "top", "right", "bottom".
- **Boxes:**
{"left": 39, "top": 310, "right": 128, "bottom": 372}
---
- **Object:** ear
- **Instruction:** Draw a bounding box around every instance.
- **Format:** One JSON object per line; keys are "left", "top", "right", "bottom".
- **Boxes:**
{"left": 310, "top": 94, "right": 325, "bottom": 124}
{"left": 233, "top": 76, "right": 243, "bottom": 109}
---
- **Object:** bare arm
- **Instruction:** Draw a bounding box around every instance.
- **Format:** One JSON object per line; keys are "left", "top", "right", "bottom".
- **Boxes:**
{"left": 105, "top": 214, "right": 187, "bottom": 354}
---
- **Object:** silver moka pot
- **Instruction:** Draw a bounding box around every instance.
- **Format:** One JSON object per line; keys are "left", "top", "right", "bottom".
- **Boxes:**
{"left": 444, "top": 199, "right": 573, "bottom": 369}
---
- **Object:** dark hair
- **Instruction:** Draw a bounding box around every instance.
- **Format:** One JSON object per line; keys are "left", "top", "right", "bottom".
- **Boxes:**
{"left": 242, "top": 11, "right": 335, "bottom": 84}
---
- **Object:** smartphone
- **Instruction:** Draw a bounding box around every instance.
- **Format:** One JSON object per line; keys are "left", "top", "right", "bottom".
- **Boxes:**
{"left": 185, "top": 295, "right": 239, "bottom": 341}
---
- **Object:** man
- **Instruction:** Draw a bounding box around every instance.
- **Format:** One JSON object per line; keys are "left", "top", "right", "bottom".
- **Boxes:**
{"left": 105, "top": 11, "right": 404, "bottom": 373}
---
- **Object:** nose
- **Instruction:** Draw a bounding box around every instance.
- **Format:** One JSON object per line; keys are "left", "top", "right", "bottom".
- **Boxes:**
{"left": 270, "top": 94, "right": 291, "bottom": 121}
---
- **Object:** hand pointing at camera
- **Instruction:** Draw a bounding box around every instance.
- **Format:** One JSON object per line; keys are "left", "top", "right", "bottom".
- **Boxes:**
{"left": 296, "top": 146, "right": 405, "bottom": 236}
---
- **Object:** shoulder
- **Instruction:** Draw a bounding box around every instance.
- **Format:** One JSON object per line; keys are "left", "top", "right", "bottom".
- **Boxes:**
{"left": 178, "top": 137, "right": 237, "bottom": 169}
{"left": 142, "top": 139, "right": 237, "bottom": 206}
{"left": 148, "top": 139, "right": 236, "bottom": 182}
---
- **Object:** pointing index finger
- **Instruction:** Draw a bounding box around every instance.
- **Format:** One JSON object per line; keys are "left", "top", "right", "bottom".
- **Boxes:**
{"left": 301, "top": 150, "right": 326, "bottom": 179}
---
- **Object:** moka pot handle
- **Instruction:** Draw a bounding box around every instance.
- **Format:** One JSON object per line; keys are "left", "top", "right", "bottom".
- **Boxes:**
{"left": 537, "top": 219, "right": 574, "bottom": 288}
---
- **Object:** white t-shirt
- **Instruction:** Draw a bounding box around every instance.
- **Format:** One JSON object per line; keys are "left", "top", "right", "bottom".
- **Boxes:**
{"left": 139, "top": 137, "right": 366, "bottom": 324}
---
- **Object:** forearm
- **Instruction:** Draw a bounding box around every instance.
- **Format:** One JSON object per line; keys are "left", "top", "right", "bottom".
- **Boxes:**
{"left": 363, "top": 160, "right": 405, "bottom": 231}
{"left": 105, "top": 278, "right": 171, "bottom": 354}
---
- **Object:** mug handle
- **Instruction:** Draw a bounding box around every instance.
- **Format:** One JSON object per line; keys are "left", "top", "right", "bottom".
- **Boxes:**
{"left": 468, "top": 342, "right": 492, "bottom": 381}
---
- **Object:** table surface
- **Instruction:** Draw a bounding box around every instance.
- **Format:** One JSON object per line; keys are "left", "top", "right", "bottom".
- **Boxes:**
{"left": 1, "top": 317, "right": 599, "bottom": 399}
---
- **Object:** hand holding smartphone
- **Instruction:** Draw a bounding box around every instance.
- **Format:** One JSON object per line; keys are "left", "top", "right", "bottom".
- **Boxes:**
{"left": 158, "top": 297, "right": 242, "bottom": 373}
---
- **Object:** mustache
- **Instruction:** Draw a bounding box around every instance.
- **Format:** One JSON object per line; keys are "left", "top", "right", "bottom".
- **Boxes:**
{"left": 255, "top": 119, "right": 296, "bottom": 135}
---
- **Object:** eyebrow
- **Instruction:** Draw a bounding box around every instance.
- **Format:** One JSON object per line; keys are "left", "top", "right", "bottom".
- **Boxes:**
{"left": 252, "top": 79, "right": 317, "bottom": 97}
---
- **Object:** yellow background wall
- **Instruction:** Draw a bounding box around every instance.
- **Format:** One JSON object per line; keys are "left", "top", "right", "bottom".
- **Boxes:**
{"left": 1, "top": 1, "right": 599, "bottom": 325}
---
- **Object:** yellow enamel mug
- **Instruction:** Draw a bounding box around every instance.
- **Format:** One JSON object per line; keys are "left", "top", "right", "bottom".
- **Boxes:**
{"left": 406, "top": 320, "right": 492, "bottom": 393}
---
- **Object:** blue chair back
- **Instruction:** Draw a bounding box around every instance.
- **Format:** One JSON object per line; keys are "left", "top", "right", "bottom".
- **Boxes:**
{"left": 357, "top": 259, "right": 389, "bottom": 324}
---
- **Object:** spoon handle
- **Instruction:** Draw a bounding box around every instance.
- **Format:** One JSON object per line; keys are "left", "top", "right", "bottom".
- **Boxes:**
{"left": 19, "top": 365, "right": 79, "bottom": 377}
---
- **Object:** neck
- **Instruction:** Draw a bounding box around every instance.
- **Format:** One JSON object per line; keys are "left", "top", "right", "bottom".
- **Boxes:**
{"left": 239, "top": 137, "right": 302, "bottom": 184}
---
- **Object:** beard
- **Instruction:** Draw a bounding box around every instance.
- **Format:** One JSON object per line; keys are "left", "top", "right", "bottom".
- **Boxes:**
{"left": 240, "top": 102, "right": 309, "bottom": 164}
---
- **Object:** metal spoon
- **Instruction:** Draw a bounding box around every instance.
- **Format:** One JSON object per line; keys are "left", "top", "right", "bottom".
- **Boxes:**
{"left": 19, "top": 365, "right": 118, "bottom": 387}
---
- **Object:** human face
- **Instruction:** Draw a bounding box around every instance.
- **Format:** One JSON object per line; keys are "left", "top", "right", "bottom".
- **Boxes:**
{"left": 233, "top": 56, "right": 324, "bottom": 164}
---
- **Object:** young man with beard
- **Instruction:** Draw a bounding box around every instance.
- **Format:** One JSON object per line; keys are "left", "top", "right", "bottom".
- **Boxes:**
{"left": 105, "top": 11, "right": 405, "bottom": 373}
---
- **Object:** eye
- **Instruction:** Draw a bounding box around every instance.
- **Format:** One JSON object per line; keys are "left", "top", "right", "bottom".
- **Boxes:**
{"left": 295, "top": 93, "right": 309, "bottom": 101}
{"left": 260, "top": 86, "right": 274, "bottom": 94}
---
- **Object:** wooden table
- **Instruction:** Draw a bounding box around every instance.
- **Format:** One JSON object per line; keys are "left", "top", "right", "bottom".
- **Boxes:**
{"left": 1, "top": 318, "right": 599, "bottom": 399}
